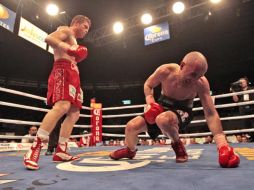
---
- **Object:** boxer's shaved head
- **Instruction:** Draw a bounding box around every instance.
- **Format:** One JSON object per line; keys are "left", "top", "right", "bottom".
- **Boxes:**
{"left": 182, "top": 51, "right": 208, "bottom": 76}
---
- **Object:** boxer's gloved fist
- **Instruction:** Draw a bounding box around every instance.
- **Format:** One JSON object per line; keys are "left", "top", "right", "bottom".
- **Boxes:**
{"left": 144, "top": 103, "right": 164, "bottom": 124}
{"left": 218, "top": 145, "right": 240, "bottom": 168}
{"left": 67, "top": 45, "right": 88, "bottom": 62}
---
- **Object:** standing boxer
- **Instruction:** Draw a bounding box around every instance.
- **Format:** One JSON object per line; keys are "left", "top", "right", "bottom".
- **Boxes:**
{"left": 110, "top": 51, "right": 240, "bottom": 168}
{"left": 24, "top": 15, "right": 91, "bottom": 170}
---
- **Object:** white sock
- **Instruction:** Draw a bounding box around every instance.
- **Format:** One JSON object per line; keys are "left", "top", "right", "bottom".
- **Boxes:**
{"left": 59, "top": 136, "right": 69, "bottom": 144}
{"left": 58, "top": 137, "right": 69, "bottom": 151}
{"left": 37, "top": 128, "right": 49, "bottom": 141}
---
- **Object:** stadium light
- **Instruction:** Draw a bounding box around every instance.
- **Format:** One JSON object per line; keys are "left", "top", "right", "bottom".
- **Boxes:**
{"left": 46, "top": 3, "right": 59, "bottom": 16}
{"left": 210, "top": 0, "right": 222, "bottom": 4}
{"left": 172, "top": 1, "right": 185, "bottom": 14}
{"left": 113, "top": 22, "right": 124, "bottom": 34}
{"left": 141, "top": 13, "right": 153, "bottom": 25}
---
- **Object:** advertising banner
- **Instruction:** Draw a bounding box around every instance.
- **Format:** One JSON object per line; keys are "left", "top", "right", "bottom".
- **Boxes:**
{"left": 18, "top": 17, "right": 47, "bottom": 49}
{"left": 91, "top": 102, "right": 102, "bottom": 145}
{"left": 0, "top": 3, "right": 16, "bottom": 32}
{"left": 144, "top": 21, "right": 170, "bottom": 46}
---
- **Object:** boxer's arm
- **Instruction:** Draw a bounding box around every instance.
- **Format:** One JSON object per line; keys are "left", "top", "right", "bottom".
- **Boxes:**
{"left": 144, "top": 65, "right": 169, "bottom": 104}
{"left": 198, "top": 78, "right": 240, "bottom": 168}
{"left": 197, "top": 77, "right": 223, "bottom": 135}
{"left": 45, "top": 26, "right": 71, "bottom": 51}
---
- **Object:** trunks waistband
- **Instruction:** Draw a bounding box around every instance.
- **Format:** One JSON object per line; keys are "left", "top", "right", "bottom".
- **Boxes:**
{"left": 54, "top": 59, "right": 72, "bottom": 65}
{"left": 53, "top": 59, "right": 79, "bottom": 74}
{"left": 158, "top": 95, "right": 193, "bottom": 109}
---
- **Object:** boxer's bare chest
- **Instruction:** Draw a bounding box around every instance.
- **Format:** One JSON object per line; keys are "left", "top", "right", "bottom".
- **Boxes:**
{"left": 65, "top": 36, "right": 77, "bottom": 46}
{"left": 161, "top": 78, "right": 197, "bottom": 100}
{"left": 54, "top": 36, "right": 77, "bottom": 61}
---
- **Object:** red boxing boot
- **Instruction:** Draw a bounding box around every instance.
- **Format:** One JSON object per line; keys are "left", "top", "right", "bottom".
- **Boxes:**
{"left": 23, "top": 137, "right": 43, "bottom": 170}
{"left": 53, "top": 142, "right": 80, "bottom": 162}
{"left": 218, "top": 145, "right": 240, "bottom": 168}
{"left": 109, "top": 147, "right": 137, "bottom": 160}
{"left": 171, "top": 140, "right": 188, "bottom": 163}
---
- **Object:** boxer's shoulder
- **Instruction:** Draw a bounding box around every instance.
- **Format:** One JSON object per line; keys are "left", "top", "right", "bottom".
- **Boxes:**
{"left": 159, "top": 63, "right": 178, "bottom": 69}
{"left": 196, "top": 76, "right": 210, "bottom": 93}
{"left": 57, "top": 26, "right": 72, "bottom": 34}
{"left": 197, "top": 76, "right": 209, "bottom": 86}
{"left": 156, "top": 63, "right": 178, "bottom": 74}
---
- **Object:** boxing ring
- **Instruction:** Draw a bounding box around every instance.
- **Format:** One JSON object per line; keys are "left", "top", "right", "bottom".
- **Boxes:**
{"left": 1, "top": 87, "right": 254, "bottom": 190}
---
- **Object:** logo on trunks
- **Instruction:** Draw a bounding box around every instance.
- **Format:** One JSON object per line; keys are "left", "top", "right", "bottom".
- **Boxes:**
{"left": 71, "top": 63, "right": 79, "bottom": 74}
{"left": 54, "top": 69, "right": 64, "bottom": 100}
{"left": 77, "top": 88, "right": 83, "bottom": 103}
{"left": 176, "top": 110, "right": 189, "bottom": 122}
{"left": 56, "top": 147, "right": 203, "bottom": 172}
{"left": 69, "top": 84, "right": 76, "bottom": 99}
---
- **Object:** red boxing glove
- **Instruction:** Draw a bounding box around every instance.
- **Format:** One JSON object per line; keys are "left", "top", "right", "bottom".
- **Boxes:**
{"left": 144, "top": 103, "right": 164, "bottom": 124}
{"left": 67, "top": 45, "right": 88, "bottom": 62}
{"left": 218, "top": 145, "right": 240, "bottom": 168}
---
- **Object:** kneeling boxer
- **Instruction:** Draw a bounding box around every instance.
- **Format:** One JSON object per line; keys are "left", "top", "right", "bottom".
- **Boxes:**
{"left": 109, "top": 51, "right": 240, "bottom": 168}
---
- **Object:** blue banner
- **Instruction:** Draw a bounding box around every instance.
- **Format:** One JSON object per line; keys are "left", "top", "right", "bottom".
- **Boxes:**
{"left": 144, "top": 22, "right": 170, "bottom": 46}
{"left": 0, "top": 4, "right": 16, "bottom": 32}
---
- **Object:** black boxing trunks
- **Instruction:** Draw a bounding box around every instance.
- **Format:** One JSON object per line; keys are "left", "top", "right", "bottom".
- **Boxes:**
{"left": 143, "top": 95, "right": 193, "bottom": 140}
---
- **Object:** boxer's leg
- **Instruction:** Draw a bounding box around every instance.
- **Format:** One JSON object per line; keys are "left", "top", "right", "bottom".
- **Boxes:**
{"left": 24, "top": 101, "right": 71, "bottom": 170}
{"left": 156, "top": 111, "right": 180, "bottom": 142}
{"left": 109, "top": 116, "right": 147, "bottom": 160}
{"left": 53, "top": 105, "right": 80, "bottom": 162}
{"left": 156, "top": 111, "right": 188, "bottom": 163}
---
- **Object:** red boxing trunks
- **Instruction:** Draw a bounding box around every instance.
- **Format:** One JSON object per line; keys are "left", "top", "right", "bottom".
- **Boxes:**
{"left": 47, "top": 59, "right": 83, "bottom": 109}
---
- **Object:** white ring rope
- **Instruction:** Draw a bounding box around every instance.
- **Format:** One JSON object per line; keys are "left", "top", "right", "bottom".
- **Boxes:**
{"left": 0, "top": 119, "right": 91, "bottom": 128}
{"left": 0, "top": 134, "right": 92, "bottom": 140}
{"left": 102, "top": 133, "right": 147, "bottom": 138}
{"left": 193, "top": 89, "right": 254, "bottom": 101}
{"left": 2, "top": 127, "right": 253, "bottom": 140}
{"left": 101, "top": 100, "right": 254, "bottom": 117}
{"left": 1, "top": 99, "right": 254, "bottom": 118}
{"left": 0, "top": 119, "right": 41, "bottom": 126}
{"left": 212, "top": 90, "right": 254, "bottom": 99}
{"left": 102, "top": 113, "right": 143, "bottom": 118}
{"left": 191, "top": 114, "right": 254, "bottom": 123}
{"left": 97, "top": 90, "right": 254, "bottom": 111}
{"left": 1, "top": 100, "right": 254, "bottom": 119}
{"left": 101, "top": 113, "right": 254, "bottom": 127}
{"left": 103, "top": 128, "right": 254, "bottom": 138}
{"left": 0, "top": 101, "right": 49, "bottom": 112}
{"left": 102, "top": 104, "right": 145, "bottom": 110}
{"left": 0, "top": 87, "right": 91, "bottom": 111}
{"left": 0, "top": 87, "right": 46, "bottom": 101}
{"left": 193, "top": 100, "right": 254, "bottom": 111}
{"left": 0, "top": 101, "right": 91, "bottom": 118}
{"left": 1, "top": 86, "right": 254, "bottom": 140}
{"left": 1, "top": 86, "right": 254, "bottom": 117}
{"left": 102, "top": 125, "right": 126, "bottom": 128}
